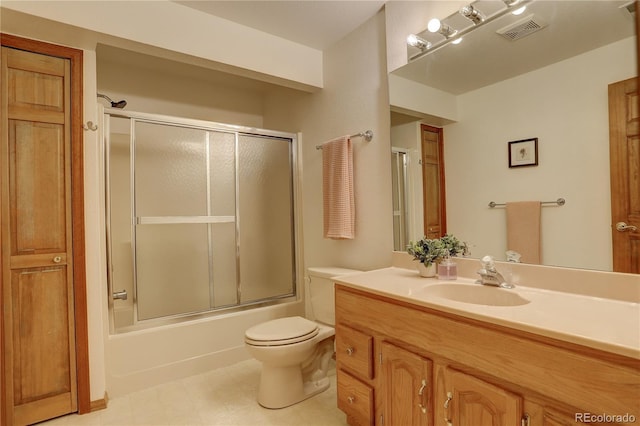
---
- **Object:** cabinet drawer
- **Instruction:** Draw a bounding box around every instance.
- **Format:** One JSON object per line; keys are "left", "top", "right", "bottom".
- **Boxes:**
{"left": 337, "top": 369, "right": 374, "bottom": 426}
{"left": 336, "top": 324, "right": 374, "bottom": 379}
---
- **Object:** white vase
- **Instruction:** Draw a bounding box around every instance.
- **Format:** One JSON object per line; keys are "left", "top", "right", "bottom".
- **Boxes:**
{"left": 417, "top": 262, "right": 436, "bottom": 277}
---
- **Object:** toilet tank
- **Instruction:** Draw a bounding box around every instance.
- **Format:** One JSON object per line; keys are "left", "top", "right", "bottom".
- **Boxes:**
{"left": 307, "top": 267, "right": 361, "bottom": 326}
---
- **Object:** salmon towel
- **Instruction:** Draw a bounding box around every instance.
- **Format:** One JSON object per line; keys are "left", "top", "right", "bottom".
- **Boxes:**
{"left": 506, "top": 201, "right": 541, "bottom": 264}
{"left": 322, "top": 136, "right": 355, "bottom": 239}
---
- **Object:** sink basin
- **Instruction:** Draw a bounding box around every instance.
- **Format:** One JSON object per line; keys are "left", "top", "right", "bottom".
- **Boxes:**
{"left": 420, "top": 283, "right": 531, "bottom": 307}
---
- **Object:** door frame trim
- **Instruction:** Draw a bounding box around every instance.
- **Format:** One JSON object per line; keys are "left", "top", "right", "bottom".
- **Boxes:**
{"left": 0, "top": 33, "right": 90, "bottom": 422}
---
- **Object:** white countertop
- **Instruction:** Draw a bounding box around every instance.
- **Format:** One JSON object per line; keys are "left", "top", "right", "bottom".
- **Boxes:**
{"left": 334, "top": 267, "right": 640, "bottom": 360}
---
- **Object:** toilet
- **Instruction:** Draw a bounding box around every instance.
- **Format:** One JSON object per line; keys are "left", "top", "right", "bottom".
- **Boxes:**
{"left": 244, "top": 266, "right": 361, "bottom": 409}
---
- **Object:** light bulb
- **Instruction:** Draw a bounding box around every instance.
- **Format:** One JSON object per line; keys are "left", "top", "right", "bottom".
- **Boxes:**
{"left": 427, "top": 18, "right": 442, "bottom": 33}
{"left": 460, "top": 5, "right": 484, "bottom": 24}
{"left": 451, "top": 37, "right": 463, "bottom": 45}
{"left": 406, "top": 34, "right": 431, "bottom": 50}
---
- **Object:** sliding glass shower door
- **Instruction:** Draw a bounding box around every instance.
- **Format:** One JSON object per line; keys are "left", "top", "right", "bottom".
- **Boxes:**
{"left": 105, "top": 112, "right": 297, "bottom": 330}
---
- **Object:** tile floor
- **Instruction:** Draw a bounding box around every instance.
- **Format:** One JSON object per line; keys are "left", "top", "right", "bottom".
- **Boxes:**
{"left": 39, "top": 359, "right": 349, "bottom": 426}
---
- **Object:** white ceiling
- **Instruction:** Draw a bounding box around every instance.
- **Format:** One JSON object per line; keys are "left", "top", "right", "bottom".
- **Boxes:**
{"left": 174, "top": 1, "right": 386, "bottom": 50}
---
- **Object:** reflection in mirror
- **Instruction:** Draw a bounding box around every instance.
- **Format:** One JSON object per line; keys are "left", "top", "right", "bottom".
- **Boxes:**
{"left": 391, "top": 148, "right": 410, "bottom": 251}
{"left": 389, "top": 0, "right": 637, "bottom": 272}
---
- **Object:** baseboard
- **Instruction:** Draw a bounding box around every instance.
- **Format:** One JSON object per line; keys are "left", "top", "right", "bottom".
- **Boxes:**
{"left": 89, "top": 392, "right": 108, "bottom": 412}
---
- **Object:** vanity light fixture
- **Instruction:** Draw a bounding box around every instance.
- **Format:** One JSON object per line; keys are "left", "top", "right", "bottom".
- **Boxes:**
{"left": 407, "top": 34, "right": 431, "bottom": 50}
{"left": 460, "top": 5, "right": 485, "bottom": 24}
{"left": 409, "top": 0, "right": 533, "bottom": 61}
{"left": 427, "top": 18, "right": 458, "bottom": 38}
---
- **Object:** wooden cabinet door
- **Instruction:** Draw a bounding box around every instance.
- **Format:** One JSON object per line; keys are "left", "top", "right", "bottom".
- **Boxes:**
{"left": 381, "top": 342, "right": 432, "bottom": 426}
{"left": 1, "top": 45, "right": 77, "bottom": 426}
{"left": 421, "top": 124, "right": 446, "bottom": 239}
{"left": 443, "top": 369, "right": 522, "bottom": 426}
{"left": 608, "top": 76, "right": 639, "bottom": 273}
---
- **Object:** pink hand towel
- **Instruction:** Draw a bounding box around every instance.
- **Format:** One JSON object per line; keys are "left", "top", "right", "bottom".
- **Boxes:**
{"left": 322, "top": 136, "right": 355, "bottom": 239}
{"left": 506, "top": 201, "right": 541, "bottom": 264}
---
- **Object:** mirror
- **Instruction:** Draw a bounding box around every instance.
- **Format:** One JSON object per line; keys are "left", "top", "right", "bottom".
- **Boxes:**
{"left": 390, "top": 0, "right": 637, "bottom": 272}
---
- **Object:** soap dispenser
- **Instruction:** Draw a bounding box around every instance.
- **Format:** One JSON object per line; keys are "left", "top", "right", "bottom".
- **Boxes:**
{"left": 438, "top": 255, "right": 458, "bottom": 280}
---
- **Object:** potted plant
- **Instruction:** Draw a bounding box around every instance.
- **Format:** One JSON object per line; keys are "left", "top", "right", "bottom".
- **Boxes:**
{"left": 439, "top": 234, "right": 469, "bottom": 258}
{"left": 407, "top": 238, "right": 447, "bottom": 277}
{"left": 407, "top": 235, "right": 469, "bottom": 277}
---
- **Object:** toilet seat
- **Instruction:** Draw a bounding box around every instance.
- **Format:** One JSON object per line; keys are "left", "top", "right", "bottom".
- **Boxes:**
{"left": 245, "top": 316, "right": 319, "bottom": 347}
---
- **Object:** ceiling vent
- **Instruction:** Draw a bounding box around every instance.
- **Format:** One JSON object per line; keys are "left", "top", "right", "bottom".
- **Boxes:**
{"left": 496, "top": 14, "right": 548, "bottom": 41}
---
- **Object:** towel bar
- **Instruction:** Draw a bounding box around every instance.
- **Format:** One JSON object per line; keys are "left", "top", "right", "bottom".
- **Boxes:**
{"left": 316, "top": 130, "right": 373, "bottom": 150}
{"left": 488, "top": 198, "right": 565, "bottom": 208}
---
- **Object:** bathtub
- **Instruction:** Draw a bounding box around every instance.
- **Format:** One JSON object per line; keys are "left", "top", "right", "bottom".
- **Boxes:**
{"left": 105, "top": 301, "right": 303, "bottom": 397}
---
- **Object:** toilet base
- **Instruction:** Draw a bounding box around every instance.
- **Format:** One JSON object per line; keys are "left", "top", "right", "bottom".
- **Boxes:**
{"left": 257, "top": 365, "right": 330, "bottom": 409}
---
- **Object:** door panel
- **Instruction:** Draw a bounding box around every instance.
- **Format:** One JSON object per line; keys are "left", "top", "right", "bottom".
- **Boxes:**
{"left": 10, "top": 121, "right": 67, "bottom": 255}
{"left": 609, "top": 77, "right": 639, "bottom": 273}
{"left": 421, "top": 125, "right": 446, "bottom": 238}
{"left": 2, "top": 42, "right": 78, "bottom": 425}
{"left": 11, "top": 267, "right": 74, "bottom": 405}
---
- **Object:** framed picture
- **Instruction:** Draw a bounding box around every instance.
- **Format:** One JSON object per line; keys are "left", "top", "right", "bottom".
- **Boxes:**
{"left": 508, "top": 138, "right": 538, "bottom": 168}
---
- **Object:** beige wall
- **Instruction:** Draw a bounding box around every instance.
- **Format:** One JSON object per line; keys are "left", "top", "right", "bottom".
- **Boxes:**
{"left": 264, "top": 9, "right": 394, "bottom": 272}
{"left": 96, "top": 50, "right": 267, "bottom": 128}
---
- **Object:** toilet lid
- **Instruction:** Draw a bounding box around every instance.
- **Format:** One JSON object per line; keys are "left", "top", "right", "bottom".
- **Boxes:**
{"left": 245, "top": 316, "right": 319, "bottom": 346}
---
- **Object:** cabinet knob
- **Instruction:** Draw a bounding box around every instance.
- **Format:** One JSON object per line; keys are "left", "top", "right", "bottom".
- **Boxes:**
{"left": 346, "top": 347, "right": 354, "bottom": 356}
{"left": 347, "top": 396, "right": 355, "bottom": 404}
{"left": 53, "top": 256, "right": 62, "bottom": 263}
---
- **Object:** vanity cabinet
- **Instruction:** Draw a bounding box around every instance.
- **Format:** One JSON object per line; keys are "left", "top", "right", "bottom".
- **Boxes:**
{"left": 381, "top": 342, "right": 432, "bottom": 426}
{"left": 523, "top": 400, "right": 591, "bottom": 426}
{"left": 336, "top": 324, "right": 374, "bottom": 426}
{"left": 441, "top": 367, "right": 522, "bottom": 426}
{"left": 335, "top": 284, "right": 640, "bottom": 426}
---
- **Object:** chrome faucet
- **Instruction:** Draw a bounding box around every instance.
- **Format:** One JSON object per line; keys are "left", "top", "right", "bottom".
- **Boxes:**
{"left": 476, "top": 256, "right": 514, "bottom": 289}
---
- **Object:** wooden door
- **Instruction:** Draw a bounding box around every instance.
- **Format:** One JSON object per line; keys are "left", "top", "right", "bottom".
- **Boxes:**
{"left": 608, "top": 77, "right": 639, "bottom": 273}
{"left": 421, "top": 124, "right": 446, "bottom": 239}
{"left": 381, "top": 342, "right": 431, "bottom": 426}
{"left": 443, "top": 369, "right": 522, "bottom": 426}
{"left": 1, "top": 35, "right": 88, "bottom": 426}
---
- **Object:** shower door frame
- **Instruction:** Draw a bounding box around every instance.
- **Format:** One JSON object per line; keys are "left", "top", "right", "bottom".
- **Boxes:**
{"left": 103, "top": 109, "right": 302, "bottom": 331}
{"left": 391, "top": 147, "right": 410, "bottom": 251}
